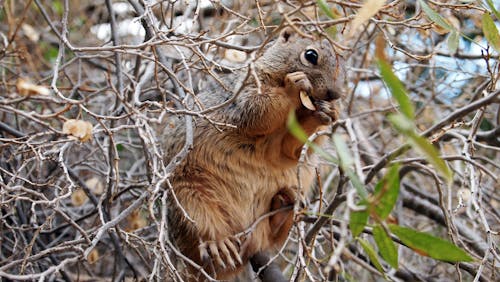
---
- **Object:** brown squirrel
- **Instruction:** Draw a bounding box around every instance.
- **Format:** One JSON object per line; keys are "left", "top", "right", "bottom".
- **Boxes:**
{"left": 163, "top": 27, "right": 343, "bottom": 280}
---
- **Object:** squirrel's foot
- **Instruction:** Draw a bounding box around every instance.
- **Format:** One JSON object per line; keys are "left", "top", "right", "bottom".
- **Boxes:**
{"left": 313, "top": 100, "right": 338, "bottom": 125}
{"left": 199, "top": 236, "right": 243, "bottom": 270}
{"left": 269, "top": 188, "right": 295, "bottom": 238}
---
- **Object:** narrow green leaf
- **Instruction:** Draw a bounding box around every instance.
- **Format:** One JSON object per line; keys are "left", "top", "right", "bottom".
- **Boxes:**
{"left": 389, "top": 225, "right": 474, "bottom": 262}
{"left": 53, "top": 0, "right": 64, "bottom": 16}
{"left": 317, "top": 0, "right": 336, "bottom": 19}
{"left": 333, "top": 134, "right": 353, "bottom": 168}
{"left": 287, "top": 111, "right": 309, "bottom": 141}
{"left": 350, "top": 201, "right": 369, "bottom": 237}
{"left": 378, "top": 60, "right": 414, "bottom": 119}
{"left": 373, "top": 225, "right": 398, "bottom": 269}
{"left": 447, "top": 30, "right": 459, "bottom": 54}
{"left": 326, "top": 26, "right": 338, "bottom": 39}
{"left": 388, "top": 113, "right": 452, "bottom": 183}
{"left": 346, "top": 170, "right": 368, "bottom": 199}
{"left": 407, "top": 131, "right": 452, "bottom": 183}
{"left": 358, "top": 238, "right": 385, "bottom": 273}
{"left": 486, "top": 0, "right": 500, "bottom": 20}
{"left": 387, "top": 113, "right": 415, "bottom": 132}
{"left": 418, "top": 0, "right": 453, "bottom": 31}
{"left": 373, "top": 165, "right": 400, "bottom": 220}
{"left": 333, "top": 135, "right": 368, "bottom": 199}
{"left": 482, "top": 13, "right": 500, "bottom": 53}
{"left": 287, "top": 111, "right": 338, "bottom": 164}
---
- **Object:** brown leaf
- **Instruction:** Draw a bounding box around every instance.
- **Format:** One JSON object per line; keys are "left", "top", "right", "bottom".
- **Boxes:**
{"left": 126, "top": 209, "right": 148, "bottom": 232}
{"left": 71, "top": 189, "right": 88, "bottom": 206}
{"left": 16, "top": 78, "right": 50, "bottom": 96}
{"left": 224, "top": 49, "right": 247, "bottom": 63}
{"left": 21, "top": 24, "right": 40, "bottom": 42}
{"left": 349, "top": 0, "right": 385, "bottom": 37}
{"left": 63, "top": 119, "right": 93, "bottom": 142}
{"left": 374, "top": 34, "right": 387, "bottom": 61}
{"left": 85, "top": 177, "right": 104, "bottom": 195}
{"left": 87, "top": 249, "right": 99, "bottom": 264}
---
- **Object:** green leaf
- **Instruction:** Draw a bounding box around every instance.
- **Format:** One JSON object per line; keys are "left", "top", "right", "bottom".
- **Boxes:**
{"left": 333, "top": 134, "right": 353, "bottom": 168}
{"left": 485, "top": 0, "right": 500, "bottom": 20}
{"left": 326, "top": 26, "right": 338, "bottom": 39}
{"left": 287, "top": 111, "right": 338, "bottom": 164}
{"left": 346, "top": 170, "right": 368, "bottom": 199}
{"left": 388, "top": 113, "right": 452, "bottom": 183}
{"left": 447, "top": 30, "right": 459, "bottom": 54}
{"left": 482, "top": 13, "right": 500, "bottom": 53}
{"left": 479, "top": 118, "right": 494, "bottom": 131}
{"left": 358, "top": 238, "right": 385, "bottom": 273}
{"left": 116, "top": 144, "right": 124, "bottom": 151}
{"left": 53, "top": 0, "right": 63, "bottom": 16}
{"left": 350, "top": 202, "right": 369, "bottom": 237}
{"left": 373, "top": 165, "right": 400, "bottom": 220}
{"left": 387, "top": 113, "right": 415, "bottom": 132}
{"left": 333, "top": 135, "right": 368, "bottom": 199}
{"left": 418, "top": 0, "right": 453, "bottom": 31}
{"left": 287, "top": 111, "right": 309, "bottom": 142}
{"left": 407, "top": 132, "right": 452, "bottom": 183}
{"left": 42, "top": 42, "right": 59, "bottom": 63}
{"left": 378, "top": 60, "right": 414, "bottom": 119}
{"left": 373, "top": 225, "right": 398, "bottom": 269}
{"left": 389, "top": 225, "right": 474, "bottom": 262}
{"left": 317, "top": 0, "right": 336, "bottom": 19}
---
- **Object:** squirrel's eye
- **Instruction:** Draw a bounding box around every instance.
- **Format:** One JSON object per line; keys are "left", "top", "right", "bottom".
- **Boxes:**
{"left": 304, "top": 49, "right": 318, "bottom": 65}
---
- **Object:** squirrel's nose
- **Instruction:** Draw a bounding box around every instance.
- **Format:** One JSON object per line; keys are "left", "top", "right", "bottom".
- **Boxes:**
{"left": 326, "top": 89, "right": 341, "bottom": 100}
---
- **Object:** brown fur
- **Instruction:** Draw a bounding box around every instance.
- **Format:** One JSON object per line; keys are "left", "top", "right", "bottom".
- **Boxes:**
{"left": 163, "top": 27, "right": 343, "bottom": 280}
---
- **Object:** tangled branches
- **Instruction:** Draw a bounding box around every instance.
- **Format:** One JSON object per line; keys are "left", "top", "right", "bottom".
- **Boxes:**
{"left": 0, "top": 0, "right": 499, "bottom": 281}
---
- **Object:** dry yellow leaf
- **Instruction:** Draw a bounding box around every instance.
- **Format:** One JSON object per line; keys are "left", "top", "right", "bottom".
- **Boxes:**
{"left": 224, "top": 49, "right": 247, "bottom": 63}
{"left": 491, "top": 198, "right": 499, "bottom": 209}
{"left": 63, "top": 119, "right": 93, "bottom": 142}
{"left": 21, "top": 23, "right": 40, "bottom": 42}
{"left": 87, "top": 249, "right": 99, "bottom": 264}
{"left": 127, "top": 218, "right": 147, "bottom": 232}
{"left": 301, "top": 6, "right": 316, "bottom": 18}
{"left": 125, "top": 209, "right": 148, "bottom": 232}
{"left": 85, "top": 177, "right": 104, "bottom": 195}
{"left": 16, "top": 78, "right": 50, "bottom": 96}
{"left": 71, "top": 188, "right": 88, "bottom": 206}
{"left": 457, "top": 188, "right": 471, "bottom": 203}
{"left": 349, "top": 0, "right": 386, "bottom": 37}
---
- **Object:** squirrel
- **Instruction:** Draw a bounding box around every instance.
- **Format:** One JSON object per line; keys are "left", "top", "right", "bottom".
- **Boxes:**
{"left": 163, "top": 27, "right": 343, "bottom": 281}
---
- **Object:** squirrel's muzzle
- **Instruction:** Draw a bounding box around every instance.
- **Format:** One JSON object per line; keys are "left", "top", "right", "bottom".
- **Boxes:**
{"left": 326, "top": 88, "right": 341, "bottom": 101}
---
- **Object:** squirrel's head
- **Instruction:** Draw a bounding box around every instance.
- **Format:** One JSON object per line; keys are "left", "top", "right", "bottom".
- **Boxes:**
{"left": 262, "top": 27, "right": 344, "bottom": 102}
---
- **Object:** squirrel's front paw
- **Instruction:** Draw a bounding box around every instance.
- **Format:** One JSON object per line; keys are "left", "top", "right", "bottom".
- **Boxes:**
{"left": 314, "top": 100, "right": 338, "bottom": 125}
{"left": 285, "top": 72, "right": 313, "bottom": 93}
{"left": 199, "top": 236, "right": 242, "bottom": 269}
{"left": 285, "top": 72, "right": 315, "bottom": 109}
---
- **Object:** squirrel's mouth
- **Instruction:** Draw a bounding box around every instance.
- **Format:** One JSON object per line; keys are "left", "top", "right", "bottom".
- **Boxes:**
{"left": 299, "top": 91, "right": 316, "bottom": 111}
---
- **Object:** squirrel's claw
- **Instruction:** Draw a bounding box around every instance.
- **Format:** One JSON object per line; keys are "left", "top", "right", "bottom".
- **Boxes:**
{"left": 199, "top": 236, "right": 242, "bottom": 270}
{"left": 209, "top": 241, "right": 226, "bottom": 269}
{"left": 224, "top": 237, "right": 243, "bottom": 265}
{"left": 314, "top": 100, "right": 338, "bottom": 124}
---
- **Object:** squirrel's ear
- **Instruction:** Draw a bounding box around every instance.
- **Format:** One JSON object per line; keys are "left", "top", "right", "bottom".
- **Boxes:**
{"left": 279, "top": 27, "right": 295, "bottom": 43}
